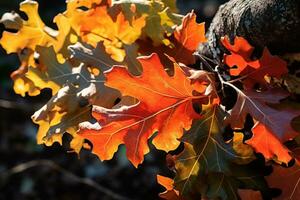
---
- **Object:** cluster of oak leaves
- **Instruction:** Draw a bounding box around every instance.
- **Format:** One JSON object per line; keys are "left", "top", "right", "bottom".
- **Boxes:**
{"left": 2, "top": 0, "right": 300, "bottom": 199}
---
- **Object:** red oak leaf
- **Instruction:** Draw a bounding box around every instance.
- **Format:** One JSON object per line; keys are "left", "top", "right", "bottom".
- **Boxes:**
{"left": 247, "top": 122, "right": 292, "bottom": 164}
{"left": 79, "top": 53, "right": 211, "bottom": 167}
{"left": 238, "top": 189, "right": 263, "bottom": 200}
{"left": 227, "top": 88, "right": 300, "bottom": 163}
{"left": 139, "top": 11, "right": 206, "bottom": 66}
{"left": 266, "top": 148, "right": 300, "bottom": 200}
{"left": 157, "top": 175, "right": 183, "bottom": 200}
{"left": 173, "top": 11, "right": 206, "bottom": 65}
{"left": 221, "top": 36, "right": 288, "bottom": 89}
{"left": 221, "top": 36, "right": 257, "bottom": 75}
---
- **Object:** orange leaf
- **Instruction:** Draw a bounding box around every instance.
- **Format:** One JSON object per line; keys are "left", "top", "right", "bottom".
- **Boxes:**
{"left": 247, "top": 123, "right": 292, "bottom": 164}
{"left": 221, "top": 36, "right": 288, "bottom": 88}
{"left": 79, "top": 53, "right": 209, "bottom": 167}
{"left": 266, "top": 149, "right": 300, "bottom": 200}
{"left": 157, "top": 175, "right": 182, "bottom": 200}
{"left": 221, "top": 36, "right": 256, "bottom": 74}
{"left": 267, "top": 164, "right": 300, "bottom": 200}
{"left": 80, "top": 6, "right": 146, "bottom": 62}
{"left": 238, "top": 189, "right": 263, "bottom": 200}
{"left": 138, "top": 11, "right": 206, "bottom": 66}
{"left": 227, "top": 89, "right": 300, "bottom": 163}
{"left": 173, "top": 11, "right": 206, "bottom": 65}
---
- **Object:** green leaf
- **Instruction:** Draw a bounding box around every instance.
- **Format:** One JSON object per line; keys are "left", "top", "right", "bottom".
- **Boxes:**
{"left": 173, "top": 106, "right": 268, "bottom": 200}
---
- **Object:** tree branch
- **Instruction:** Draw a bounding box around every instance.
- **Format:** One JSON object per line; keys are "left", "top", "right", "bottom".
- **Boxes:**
{"left": 0, "top": 160, "right": 131, "bottom": 200}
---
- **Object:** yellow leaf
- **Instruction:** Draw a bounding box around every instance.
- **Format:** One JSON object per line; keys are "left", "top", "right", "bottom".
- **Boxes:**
{"left": 0, "top": 1, "right": 71, "bottom": 59}
{"left": 80, "top": 6, "right": 146, "bottom": 62}
{"left": 0, "top": 0, "right": 78, "bottom": 96}
{"left": 232, "top": 132, "right": 255, "bottom": 164}
{"left": 112, "top": 0, "right": 182, "bottom": 45}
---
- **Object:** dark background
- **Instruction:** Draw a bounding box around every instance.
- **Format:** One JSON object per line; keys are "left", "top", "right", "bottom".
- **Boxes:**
{"left": 0, "top": 1, "right": 226, "bottom": 199}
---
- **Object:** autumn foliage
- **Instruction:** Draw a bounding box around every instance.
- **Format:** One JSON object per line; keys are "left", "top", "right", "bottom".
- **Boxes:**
{"left": 1, "top": 0, "right": 300, "bottom": 199}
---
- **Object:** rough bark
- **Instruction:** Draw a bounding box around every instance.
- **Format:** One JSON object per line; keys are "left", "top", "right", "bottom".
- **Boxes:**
{"left": 198, "top": 0, "right": 300, "bottom": 61}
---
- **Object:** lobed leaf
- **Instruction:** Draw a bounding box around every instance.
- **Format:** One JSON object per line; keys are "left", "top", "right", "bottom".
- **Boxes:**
{"left": 171, "top": 106, "right": 267, "bottom": 200}
{"left": 79, "top": 53, "right": 211, "bottom": 167}
{"left": 226, "top": 88, "right": 300, "bottom": 164}
{"left": 221, "top": 36, "right": 288, "bottom": 89}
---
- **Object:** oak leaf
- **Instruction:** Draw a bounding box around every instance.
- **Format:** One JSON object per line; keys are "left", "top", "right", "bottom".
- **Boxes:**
{"left": 226, "top": 88, "right": 300, "bottom": 163}
{"left": 0, "top": 1, "right": 69, "bottom": 55}
{"left": 31, "top": 45, "right": 119, "bottom": 153}
{"left": 111, "top": 0, "right": 182, "bottom": 45}
{"left": 157, "top": 175, "right": 182, "bottom": 200}
{"left": 247, "top": 123, "right": 292, "bottom": 164}
{"left": 221, "top": 36, "right": 288, "bottom": 89}
{"left": 80, "top": 5, "right": 146, "bottom": 62}
{"left": 238, "top": 189, "right": 263, "bottom": 200}
{"left": 138, "top": 11, "right": 206, "bottom": 66}
{"left": 79, "top": 53, "right": 210, "bottom": 167}
{"left": 173, "top": 106, "right": 267, "bottom": 200}
{"left": 266, "top": 148, "right": 300, "bottom": 200}
{"left": 11, "top": 49, "right": 41, "bottom": 97}
{"left": 284, "top": 74, "right": 300, "bottom": 95}
{"left": 68, "top": 42, "right": 142, "bottom": 75}
{"left": 232, "top": 132, "right": 255, "bottom": 164}
{"left": 173, "top": 11, "right": 206, "bottom": 65}
{"left": 63, "top": 0, "right": 109, "bottom": 33}
{"left": 68, "top": 42, "right": 119, "bottom": 68}
{"left": 174, "top": 107, "right": 236, "bottom": 199}
{"left": 0, "top": 0, "right": 78, "bottom": 96}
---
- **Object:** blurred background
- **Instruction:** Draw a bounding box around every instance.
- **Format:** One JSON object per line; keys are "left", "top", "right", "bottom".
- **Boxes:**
{"left": 0, "top": 0, "right": 227, "bottom": 199}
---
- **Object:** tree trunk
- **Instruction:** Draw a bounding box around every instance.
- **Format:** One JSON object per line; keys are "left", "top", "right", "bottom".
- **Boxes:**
{"left": 197, "top": 0, "right": 300, "bottom": 61}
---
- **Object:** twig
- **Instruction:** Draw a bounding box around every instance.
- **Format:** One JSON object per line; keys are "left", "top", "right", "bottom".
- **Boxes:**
{"left": 193, "top": 52, "right": 216, "bottom": 72}
{"left": 0, "top": 160, "right": 131, "bottom": 200}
